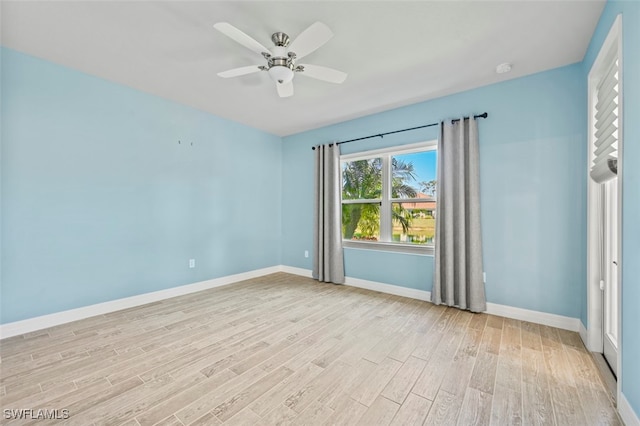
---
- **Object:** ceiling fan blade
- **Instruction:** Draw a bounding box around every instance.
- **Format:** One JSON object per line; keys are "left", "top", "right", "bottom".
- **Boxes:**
{"left": 217, "top": 65, "right": 263, "bottom": 78}
{"left": 298, "top": 64, "right": 347, "bottom": 84}
{"left": 287, "top": 22, "right": 333, "bottom": 60}
{"left": 276, "top": 81, "right": 294, "bottom": 98}
{"left": 214, "top": 22, "right": 270, "bottom": 56}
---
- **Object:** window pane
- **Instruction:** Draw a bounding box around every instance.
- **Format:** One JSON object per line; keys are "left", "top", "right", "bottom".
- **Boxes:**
{"left": 342, "top": 203, "right": 380, "bottom": 241}
{"left": 342, "top": 158, "right": 382, "bottom": 200}
{"left": 391, "top": 151, "right": 437, "bottom": 199}
{"left": 391, "top": 202, "right": 435, "bottom": 245}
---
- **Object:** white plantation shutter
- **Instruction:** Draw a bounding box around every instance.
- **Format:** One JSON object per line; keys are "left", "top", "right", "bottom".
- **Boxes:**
{"left": 591, "top": 52, "right": 619, "bottom": 183}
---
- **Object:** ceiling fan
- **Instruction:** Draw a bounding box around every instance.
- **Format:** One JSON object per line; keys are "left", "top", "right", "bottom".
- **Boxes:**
{"left": 214, "top": 22, "right": 347, "bottom": 98}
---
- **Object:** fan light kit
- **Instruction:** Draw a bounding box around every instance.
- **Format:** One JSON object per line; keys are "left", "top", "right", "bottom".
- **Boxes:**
{"left": 214, "top": 22, "right": 347, "bottom": 98}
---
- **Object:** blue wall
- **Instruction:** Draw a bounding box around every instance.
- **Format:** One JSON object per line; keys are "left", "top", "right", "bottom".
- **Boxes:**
{"left": 282, "top": 64, "right": 586, "bottom": 319}
{"left": 583, "top": 0, "right": 640, "bottom": 417}
{"left": 0, "top": 48, "right": 282, "bottom": 323}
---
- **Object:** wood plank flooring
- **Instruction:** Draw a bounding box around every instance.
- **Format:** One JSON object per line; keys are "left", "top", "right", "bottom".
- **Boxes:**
{"left": 0, "top": 273, "right": 621, "bottom": 425}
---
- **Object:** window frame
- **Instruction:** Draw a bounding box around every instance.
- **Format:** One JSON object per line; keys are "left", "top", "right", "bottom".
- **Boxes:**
{"left": 340, "top": 140, "right": 437, "bottom": 255}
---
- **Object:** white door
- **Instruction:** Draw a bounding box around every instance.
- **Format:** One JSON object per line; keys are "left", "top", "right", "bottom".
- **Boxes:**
{"left": 603, "top": 178, "right": 619, "bottom": 376}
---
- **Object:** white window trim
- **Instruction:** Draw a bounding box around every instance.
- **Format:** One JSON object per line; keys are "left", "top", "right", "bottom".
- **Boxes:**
{"left": 341, "top": 140, "right": 437, "bottom": 256}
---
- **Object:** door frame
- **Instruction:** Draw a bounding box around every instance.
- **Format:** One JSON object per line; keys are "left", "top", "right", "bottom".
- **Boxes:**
{"left": 602, "top": 178, "right": 618, "bottom": 375}
{"left": 586, "top": 13, "right": 623, "bottom": 401}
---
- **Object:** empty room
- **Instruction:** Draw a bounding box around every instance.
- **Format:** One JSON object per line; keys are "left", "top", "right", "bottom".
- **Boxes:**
{"left": 1, "top": 0, "right": 638, "bottom": 425}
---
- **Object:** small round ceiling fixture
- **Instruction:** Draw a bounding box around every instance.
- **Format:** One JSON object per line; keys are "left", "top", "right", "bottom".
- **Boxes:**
{"left": 496, "top": 63, "right": 512, "bottom": 74}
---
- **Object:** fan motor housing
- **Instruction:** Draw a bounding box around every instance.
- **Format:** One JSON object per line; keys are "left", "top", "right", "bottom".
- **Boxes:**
{"left": 271, "top": 57, "right": 290, "bottom": 68}
{"left": 267, "top": 46, "right": 296, "bottom": 73}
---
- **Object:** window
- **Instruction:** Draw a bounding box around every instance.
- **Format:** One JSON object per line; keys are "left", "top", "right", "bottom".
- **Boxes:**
{"left": 341, "top": 141, "right": 437, "bottom": 253}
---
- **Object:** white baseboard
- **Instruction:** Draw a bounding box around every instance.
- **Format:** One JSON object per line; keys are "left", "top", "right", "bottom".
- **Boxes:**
{"left": 579, "top": 321, "right": 590, "bottom": 349}
{"left": 485, "top": 301, "right": 581, "bottom": 332}
{"left": 279, "top": 266, "right": 431, "bottom": 301}
{"left": 620, "top": 393, "right": 640, "bottom": 426}
{"left": 0, "top": 264, "right": 582, "bottom": 339}
{"left": 0, "top": 266, "right": 281, "bottom": 339}
{"left": 281, "top": 266, "right": 580, "bottom": 332}
{"left": 578, "top": 320, "right": 603, "bottom": 353}
{"left": 279, "top": 265, "right": 313, "bottom": 278}
{"left": 344, "top": 276, "right": 432, "bottom": 302}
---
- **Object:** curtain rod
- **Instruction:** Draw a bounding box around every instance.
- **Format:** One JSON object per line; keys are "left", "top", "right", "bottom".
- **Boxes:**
{"left": 311, "top": 112, "right": 488, "bottom": 150}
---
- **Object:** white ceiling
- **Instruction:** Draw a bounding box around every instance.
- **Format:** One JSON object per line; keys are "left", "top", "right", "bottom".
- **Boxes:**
{"left": 1, "top": 1, "right": 605, "bottom": 136}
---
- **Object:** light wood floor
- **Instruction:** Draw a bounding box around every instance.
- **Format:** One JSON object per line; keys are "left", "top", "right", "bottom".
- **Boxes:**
{"left": 0, "top": 273, "right": 620, "bottom": 425}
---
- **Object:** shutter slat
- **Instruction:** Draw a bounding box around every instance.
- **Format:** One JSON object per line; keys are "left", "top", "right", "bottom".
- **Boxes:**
{"left": 595, "top": 87, "right": 618, "bottom": 114}
{"left": 594, "top": 144, "right": 616, "bottom": 160}
{"left": 595, "top": 117, "right": 617, "bottom": 140}
{"left": 594, "top": 132, "right": 617, "bottom": 151}
{"left": 598, "top": 74, "right": 618, "bottom": 100}
{"left": 596, "top": 58, "right": 618, "bottom": 91}
{"left": 594, "top": 140, "right": 618, "bottom": 158}
{"left": 595, "top": 98, "right": 617, "bottom": 124}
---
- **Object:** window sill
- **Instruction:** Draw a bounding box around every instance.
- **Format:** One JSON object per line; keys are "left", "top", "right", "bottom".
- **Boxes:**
{"left": 342, "top": 240, "right": 434, "bottom": 256}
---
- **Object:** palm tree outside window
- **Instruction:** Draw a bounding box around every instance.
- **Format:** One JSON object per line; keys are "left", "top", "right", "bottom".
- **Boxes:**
{"left": 340, "top": 141, "right": 437, "bottom": 247}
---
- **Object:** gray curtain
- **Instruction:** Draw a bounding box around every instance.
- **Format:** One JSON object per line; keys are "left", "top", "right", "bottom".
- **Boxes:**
{"left": 431, "top": 118, "right": 486, "bottom": 312}
{"left": 313, "top": 144, "right": 345, "bottom": 284}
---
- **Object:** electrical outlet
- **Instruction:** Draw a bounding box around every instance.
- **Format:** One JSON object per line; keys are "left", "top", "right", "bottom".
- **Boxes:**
{"left": 304, "top": 250, "right": 309, "bottom": 258}
{"left": 189, "top": 259, "right": 195, "bottom": 268}
{"left": 483, "top": 272, "right": 486, "bottom": 283}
